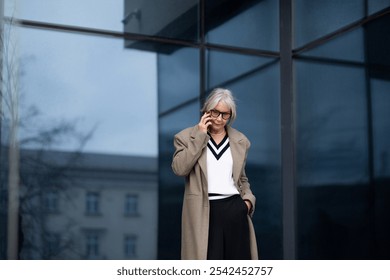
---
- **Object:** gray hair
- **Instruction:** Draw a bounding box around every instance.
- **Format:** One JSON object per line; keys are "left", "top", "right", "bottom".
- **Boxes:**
{"left": 201, "top": 88, "right": 237, "bottom": 125}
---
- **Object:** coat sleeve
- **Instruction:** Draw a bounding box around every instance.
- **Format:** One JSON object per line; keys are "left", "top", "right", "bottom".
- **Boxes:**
{"left": 172, "top": 126, "right": 209, "bottom": 177}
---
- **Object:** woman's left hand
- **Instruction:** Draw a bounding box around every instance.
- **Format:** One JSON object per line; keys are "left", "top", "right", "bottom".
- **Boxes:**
{"left": 244, "top": 200, "right": 252, "bottom": 214}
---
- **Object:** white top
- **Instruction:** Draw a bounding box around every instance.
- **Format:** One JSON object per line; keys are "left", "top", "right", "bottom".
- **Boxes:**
{"left": 206, "top": 134, "right": 239, "bottom": 200}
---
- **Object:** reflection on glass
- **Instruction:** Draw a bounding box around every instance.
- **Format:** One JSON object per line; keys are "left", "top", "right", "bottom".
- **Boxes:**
{"left": 206, "top": 0, "right": 279, "bottom": 51}
{"left": 372, "top": 79, "right": 390, "bottom": 179}
{"left": 208, "top": 50, "right": 282, "bottom": 259}
{"left": 17, "top": 27, "right": 157, "bottom": 156}
{"left": 369, "top": 0, "right": 390, "bottom": 15}
{"left": 207, "top": 50, "right": 277, "bottom": 88}
{"left": 296, "top": 61, "right": 373, "bottom": 259}
{"left": 301, "top": 27, "right": 365, "bottom": 63}
{"left": 5, "top": 0, "right": 125, "bottom": 32}
{"left": 86, "top": 192, "right": 100, "bottom": 215}
{"left": 157, "top": 44, "right": 200, "bottom": 259}
{"left": 295, "top": 6, "right": 390, "bottom": 259}
{"left": 1, "top": 22, "right": 159, "bottom": 259}
{"left": 124, "top": 0, "right": 199, "bottom": 41}
{"left": 371, "top": 78, "right": 390, "bottom": 259}
{"left": 294, "top": 0, "right": 365, "bottom": 48}
{"left": 296, "top": 62, "right": 369, "bottom": 186}
{"left": 158, "top": 47, "right": 199, "bottom": 114}
{"left": 159, "top": 103, "right": 200, "bottom": 259}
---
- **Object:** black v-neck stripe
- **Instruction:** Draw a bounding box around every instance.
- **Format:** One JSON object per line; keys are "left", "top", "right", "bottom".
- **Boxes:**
{"left": 208, "top": 133, "right": 228, "bottom": 149}
{"left": 207, "top": 142, "right": 230, "bottom": 160}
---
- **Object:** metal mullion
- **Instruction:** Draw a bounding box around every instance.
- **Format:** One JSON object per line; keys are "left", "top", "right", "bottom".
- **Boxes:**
{"left": 280, "top": 0, "right": 296, "bottom": 260}
{"left": 363, "top": 0, "right": 376, "bottom": 259}
{"left": 8, "top": 17, "right": 201, "bottom": 49}
{"left": 205, "top": 42, "right": 280, "bottom": 58}
{"left": 199, "top": 0, "right": 206, "bottom": 108}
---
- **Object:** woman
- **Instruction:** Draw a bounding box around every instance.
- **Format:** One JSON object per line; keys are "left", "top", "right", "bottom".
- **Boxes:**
{"left": 172, "top": 88, "right": 258, "bottom": 260}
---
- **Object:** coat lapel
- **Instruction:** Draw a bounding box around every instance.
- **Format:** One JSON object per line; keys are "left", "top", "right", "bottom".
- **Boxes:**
{"left": 190, "top": 126, "right": 208, "bottom": 179}
{"left": 227, "top": 127, "right": 246, "bottom": 185}
{"left": 198, "top": 148, "right": 207, "bottom": 179}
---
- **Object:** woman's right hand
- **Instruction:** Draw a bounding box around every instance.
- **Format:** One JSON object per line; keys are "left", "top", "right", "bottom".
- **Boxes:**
{"left": 198, "top": 112, "right": 212, "bottom": 133}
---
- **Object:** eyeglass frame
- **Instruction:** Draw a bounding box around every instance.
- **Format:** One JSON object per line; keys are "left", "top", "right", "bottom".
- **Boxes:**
{"left": 209, "top": 109, "right": 231, "bottom": 120}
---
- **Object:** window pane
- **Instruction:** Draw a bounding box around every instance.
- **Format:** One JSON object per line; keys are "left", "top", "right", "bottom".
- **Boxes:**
{"left": 369, "top": 0, "right": 390, "bottom": 15}
{"left": 365, "top": 14, "right": 390, "bottom": 259}
{"left": 85, "top": 232, "right": 100, "bottom": 258}
{"left": 295, "top": 61, "right": 372, "bottom": 259}
{"left": 372, "top": 79, "right": 390, "bottom": 178}
{"left": 125, "top": 195, "right": 138, "bottom": 216}
{"left": 5, "top": 0, "right": 125, "bottom": 32}
{"left": 44, "top": 191, "right": 59, "bottom": 213}
{"left": 2, "top": 19, "right": 160, "bottom": 259}
{"left": 206, "top": 0, "right": 279, "bottom": 51}
{"left": 157, "top": 45, "right": 199, "bottom": 259}
{"left": 208, "top": 50, "right": 282, "bottom": 259}
{"left": 300, "top": 27, "right": 365, "bottom": 63}
{"left": 207, "top": 50, "right": 277, "bottom": 88}
{"left": 294, "top": 0, "right": 365, "bottom": 48}
{"left": 372, "top": 78, "right": 390, "bottom": 259}
{"left": 296, "top": 62, "right": 369, "bottom": 186}
{"left": 15, "top": 27, "right": 157, "bottom": 156}
{"left": 124, "top": 0, "right": 199, "bottom": 42}
{"left": 158, "top": 103, "right": 199, "bottom": 260}
{"left": 295, "top": 6, "right": 390, "bottom": 260}
{"left": 44, "top": 233, "right": 61, "bottom": 258}
{"left": 158, "top": 48, "right": 199, "bottom": 114}
{"left": 86, "top": 192, "right": 100, "bottom": 215}
{"left": 124, "top": 235, "right": 137, "bottom": 258}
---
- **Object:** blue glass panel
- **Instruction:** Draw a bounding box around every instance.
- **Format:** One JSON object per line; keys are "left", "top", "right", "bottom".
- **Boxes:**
{"left": 158, "top": 48, "right": 199, "bottom": 114}
{"left": 14, "top": 27, "right": 157, "bottom": 156}
{"left": 296, "top": 61, "right": 373, "bottom": 259}
{"left": 300, "top": 28, "right": 365, "bottom": 63}
{"left": 124, "top": 0, "right": 199, "bottom": 41}
{"left": 294, "top": 0, "right": 365, "bottom": 48}
{"left": 157, "top": 46, "right": 199, "bottom": 259}
{"left": 208, "top": 50, "right": 282, "bottom": 259}
{"left": 207, "top": 50, "right": 277, "bottom": 89}
{"left": 206, "top": 0, "right": 279, "bottom": 51}
{"left": 372, "top": 79, "right": 390, "bottom": 178}
{"left": 5, "top": 0, "right": 126, "bottom": 32}
{"left": 369, "top": 0, "right": 390, "bottom": 15}
{"left": 1, "top": 23, "right": 159, "bottom": 260}
{"left": 296, "top": 62, "right": 369, "bottom": 186}
{"left": 158, "top": 103, "right": 200, "bottom": 259}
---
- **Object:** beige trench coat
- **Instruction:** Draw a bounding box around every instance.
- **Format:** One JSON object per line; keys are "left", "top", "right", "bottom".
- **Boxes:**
{"left": 172, "top": 125, "right": 258, "bottom": 260}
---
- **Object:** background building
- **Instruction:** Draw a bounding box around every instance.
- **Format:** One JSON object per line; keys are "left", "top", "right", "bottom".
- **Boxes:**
{"left": 1, "top": 149, "right": 158, "bottom": 259}
{"left": 1, "top": 0, "right": 390, "bottom": 260}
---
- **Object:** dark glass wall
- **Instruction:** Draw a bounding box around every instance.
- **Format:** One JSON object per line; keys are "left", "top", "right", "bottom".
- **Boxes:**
{"left": 294, "top": 1, "right": 390, "bottom": 259}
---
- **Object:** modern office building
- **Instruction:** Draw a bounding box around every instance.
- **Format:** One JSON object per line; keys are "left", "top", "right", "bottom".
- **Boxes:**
{"left": 1, "top": 0, "right": 390, "bottom": 259}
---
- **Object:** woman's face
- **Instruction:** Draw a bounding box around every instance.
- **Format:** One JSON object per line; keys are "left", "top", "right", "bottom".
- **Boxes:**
{"left": 209, "top": 101, "right": 231, "bottom": 132}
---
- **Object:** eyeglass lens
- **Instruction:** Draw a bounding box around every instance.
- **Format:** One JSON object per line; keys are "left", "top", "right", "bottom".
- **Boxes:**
{"left": 210, "top": 109, "right": 230, "bottom": 120}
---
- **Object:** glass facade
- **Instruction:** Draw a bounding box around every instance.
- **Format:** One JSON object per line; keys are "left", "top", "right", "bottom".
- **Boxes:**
{"left": 294, "top": 1, "right": 390, "bottom": 259}
{"left": 1, "top": 0, "right": 390, "bottom": 260}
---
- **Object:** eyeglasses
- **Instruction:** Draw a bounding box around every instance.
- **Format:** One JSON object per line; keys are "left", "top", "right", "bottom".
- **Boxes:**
{"left": 209, "top": 109, "right": 231, "bottom": 120}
